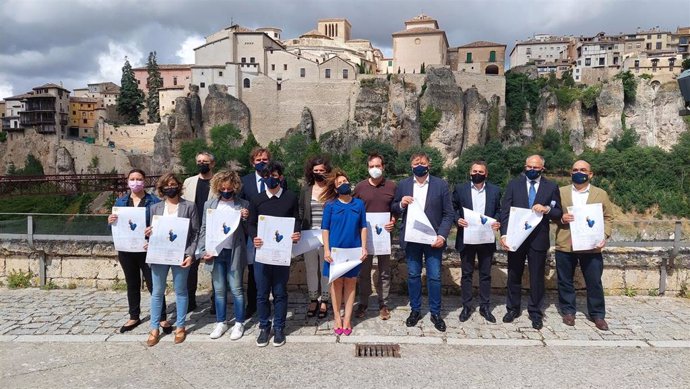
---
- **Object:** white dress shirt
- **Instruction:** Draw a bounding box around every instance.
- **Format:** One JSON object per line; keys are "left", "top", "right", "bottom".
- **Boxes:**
{"left": 571, "top": 184, "right": 591, "bottom": 207}
{"left": 266, "top": 187, "right": 283, "bottom": 199}
{"left": 471, "top": 183, "right": 486, "bottom": 215}
{"left": 255, "top": 172, "right": 264, "bottom": 193}
{"left": 412, "top": 176, "right": 430, "bottom": 210}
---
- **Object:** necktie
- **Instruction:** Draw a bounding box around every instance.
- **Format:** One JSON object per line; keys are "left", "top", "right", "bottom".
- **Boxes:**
{"left": 259, "top": 179, "right": 265, "bottom": 193}
{"left": 528, "top": 180, "right": 536, "bottom": 208}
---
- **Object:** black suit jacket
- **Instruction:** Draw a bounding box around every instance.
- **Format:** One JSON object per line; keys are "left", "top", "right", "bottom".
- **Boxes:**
{"left": 452, "top": 181, "right": 502, "bottom": 251}
{"left": 499, "top": 174, "right": 562, "bottom": 251}
{"left": 239, "top": 172, "right": 288, "bottom": 202}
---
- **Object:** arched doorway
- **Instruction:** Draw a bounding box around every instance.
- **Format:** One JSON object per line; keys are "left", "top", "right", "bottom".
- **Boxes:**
{"left": 485, "top": 64, "right": 499, "bottom": 75}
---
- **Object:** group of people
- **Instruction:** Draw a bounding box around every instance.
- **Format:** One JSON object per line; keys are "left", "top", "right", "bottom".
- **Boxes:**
{"left": 108, "top": 148, "right": 613, "bottom": 348}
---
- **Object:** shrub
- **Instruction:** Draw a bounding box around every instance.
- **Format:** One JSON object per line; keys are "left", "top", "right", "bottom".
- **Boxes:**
{"left": 614, "top": 71, "right": 637, "bottom": 104}
{"left": 8, "top": 269, "right": 33, "bottom": 289}
{"left": 420, "top": 106, "right": 442, "bottom": 144}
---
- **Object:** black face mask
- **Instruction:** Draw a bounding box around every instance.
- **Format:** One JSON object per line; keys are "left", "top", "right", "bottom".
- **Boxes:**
{"left": 197, "top": 164, "right": 211, "bottom": 174}
{"left": 313, "top": 173, "right": 326, "bottom": 182}
{"left": 162, "top": 187, "right": 180, "bottom": 198}
{"left": 219, "top": 191, "right": 234, "bottom": 199}
{"left": 470, "top": 173, "right": 486, "bottom": 184}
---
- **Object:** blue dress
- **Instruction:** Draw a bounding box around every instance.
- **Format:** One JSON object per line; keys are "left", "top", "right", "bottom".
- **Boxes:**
{"left": 321, "top": 198, "right": 368, "bottom": 279}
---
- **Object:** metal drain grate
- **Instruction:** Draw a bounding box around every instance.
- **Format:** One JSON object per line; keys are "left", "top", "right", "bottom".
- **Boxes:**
{"left": 354, "top": 343, "right": 401, "bottom": 358}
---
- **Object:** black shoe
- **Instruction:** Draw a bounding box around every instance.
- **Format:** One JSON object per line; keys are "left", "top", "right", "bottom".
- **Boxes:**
{"left": 430, "top": 314, "right": 446, "bottom": 332}
{"left": 187, "top": 301, "right": 198, "bottom": 314}
{"left": 502, "top": 310, "right": 521, "bottom": 323}
{"left": 256, "top": 327, "right": 271, "bottom": 347}
{"left": 273, "top": 328, "right": 286, "bottom": 347}
{"left": 459, "top": 306, "right": 473, "bottom": 322}
{"left": 531, "top": 317, "right": 544, "bottom": 330}
{"left": 479, "top": 307, "right": 496, "bottom": 323}
{"left": 119, "top": 319, "right": 142, "bottom": 333}
{"left": 406, "top": 310, "right": 422, "bottom": 327}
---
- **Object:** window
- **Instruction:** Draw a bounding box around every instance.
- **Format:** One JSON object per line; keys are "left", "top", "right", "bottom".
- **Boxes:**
{"left": 466, "top": 52, "right": 472, "bottom": 63}
{"left": 72, "top": 111, "right": 76, "bottom": 115}
{"left": 652, "top": 59, "right": 658, "bottom": 72}
{"left": 577, "top": 60, "right": 581, "bottom": 65}
{"left": 585, "top": 58, "right": 591, "bottom": 66}
{"left": 172, "top": 100, "right": 175, "bottom": 105}
{"left": 343, "top": 69, "right": 348, "bottom": 79}
{"left": 243, "top": 78, "right": 250, "bottom": 88}
{"left": 173, "top": 76, "right": 178, "bottom": 86}
{"left": 526, "top": 48, "right": 531, "bottom": 55}
{"left": 200, "top": 82, "right": 205, "bottom": 88}
{"left": 656, "top": 42, "right": 662, "bottom": 50}
{"left": 218, "top": 71, "right": 223, "bottom": 77}
{"left": 647, "top": 34, "right": 652, "bottom": 39}
{"left": 634, "top": 60, "right": 640, "bottom": 68}
{"left": 388, "top": 60, "right": 392, "bottom": 66}
{"left": 83, "top": 119, "right": 87, "bottom": 124}
{"left": 325, "top": 69, "right": 331, "bottom": 78}
{"left": 489, "top": 50, "right": 496, "bottom": 62}
{"left": 599, "top": 58, "right": 605, "bottom": 66}
{"left": 669, "top": 58, "right": 675, "bottom": 71}
{"left": 657, "top": 34, "right": 662, "bottom": 39}
{"left": 284, "top": 64, "right": 287, "bottom": 71}
{"left": 271, "top": 64, "right": 275, "bottom": 71}
{"left": 646, "top": 43, "right": 652, "bottom": 50}
{"left": 241, "top": 57, "right": 246, "bottom": 63}
{"left": 250, "top": 57, "right": 255, "bottom": 63}
{"left": 627, "top": 43, "right": 632, "bottom": 49}
{"left": 300, "top": 68, "right": 305, "bottom": 77}
{"left": 277, "top": 83, "right": 281, "bottom": 91}
{"left": 636, "top": 43, "right": 641, "bottom": 48}
{"left": 613, "top": 57, "right": 618, "bottom": 65}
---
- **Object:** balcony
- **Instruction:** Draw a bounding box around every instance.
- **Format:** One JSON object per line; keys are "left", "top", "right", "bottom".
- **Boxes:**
{"left": 20, "top": 111, "right": 56, "bottom": 126}
{"left": 2, "top": 117, "right": 24, "bottom": 132}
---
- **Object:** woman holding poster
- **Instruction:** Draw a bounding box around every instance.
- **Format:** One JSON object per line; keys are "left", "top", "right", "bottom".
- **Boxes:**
{"left": 144, "top": 172, "right": 199, "bottom": 346}
{"left": 198, "top": 170, "right": 250, "bottom": 340}
{"left": 321, "top": 169, "right": 368, "bottom": 336}
{"left": 107, "top": 169, "right": 169, "bottom": 334}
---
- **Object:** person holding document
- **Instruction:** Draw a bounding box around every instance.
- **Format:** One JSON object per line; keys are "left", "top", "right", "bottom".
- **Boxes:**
{"left": 198, "top": 170, "right": 250, "bottom": 340}
{"left": 107, "top": 169, "right": 167, "bottom": 333}
{"left": 499, "top": 155, "right": 562, "bottom": 330}
{"left": 554, "top": 160, "right": 612, "bottom": 331}
{"left": 452, "top": 161, "right": 501, "bottom": 323}
{"left": 392, "top": 152, "right": 454, "bottom": 332}
{"left": 353, "top": 153, "right": 397, "bottom": 321}
{"left": 145, "top": 173, "right": 199, "bottom": 346}
{"left": 249, "top": 162, "right": 301, "bottom": 347}
{"left": 321, "top": 169, "right": 368, "bottom": 336}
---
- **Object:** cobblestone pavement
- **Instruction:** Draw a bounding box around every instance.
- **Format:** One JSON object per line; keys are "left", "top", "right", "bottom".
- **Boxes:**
{"left": 1, "top": 288, "right": 689, "bottom": 347}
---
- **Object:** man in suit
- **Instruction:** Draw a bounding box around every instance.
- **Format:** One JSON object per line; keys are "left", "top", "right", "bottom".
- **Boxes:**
{"left": 392, "top": 152, "right": 455, "bottom": 332}
{"left": 181, "top": 151, "right": 216, "bottom": 313}
{"left": 452, "top": 160, "right": 501, "bottom": 323}
{"left": 554, "top": 160, "right": 612, "bottom": 331}
{"left": 499, "top": 154, "right": 562, "bottom": 330}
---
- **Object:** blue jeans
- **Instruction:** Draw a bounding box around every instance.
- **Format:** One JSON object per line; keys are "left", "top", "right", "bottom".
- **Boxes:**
{"left": 405, "top": 242, "right": 443, "bottom": 315}
{"left": 150, "top": 264, "right": 189, "bottom": 330}
{"left": 254, "top": 261, "right": 290, "bottom": 331}
{"left": 555, "top": 250, "right": 606, "bottom": 319}
{"left": 211, "top": 250, "right": 245, "bottom": 323}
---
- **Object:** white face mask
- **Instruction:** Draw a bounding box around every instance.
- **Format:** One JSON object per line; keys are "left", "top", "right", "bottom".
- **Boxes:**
{"left": 368, "top": 167, "right": 383, "bottom": 179}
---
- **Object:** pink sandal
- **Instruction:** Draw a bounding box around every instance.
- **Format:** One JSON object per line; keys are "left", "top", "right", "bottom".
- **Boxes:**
{"left": 343, "top": 328, "right": 352, "bottom": 336}
{"left": 334, "top": 327, "right": 344, "bottom": 335}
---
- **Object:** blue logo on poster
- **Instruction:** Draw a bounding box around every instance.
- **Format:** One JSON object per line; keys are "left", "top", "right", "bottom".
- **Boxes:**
{"left": 480, "top": 216, "right": 488, "bottom": 225}
{"left": 168, "top": 229, "right": 178, "bottom": 242}
{"left": 128, "top": 219, "right": 137, "bottom": 231}
{"left": 375, "top": 224, "right": 383, "bottom": 235}
{"left": 222, "top": 223, "right": 231, "bottom": 234}
{"left": 274, "top": 230, "right": 284, "bottom": 242}
{"left": 524, "top": 221, "right": 533, "bottom": 230}
{"left": 586, "top": 217, "right": 595, "bottom": 228}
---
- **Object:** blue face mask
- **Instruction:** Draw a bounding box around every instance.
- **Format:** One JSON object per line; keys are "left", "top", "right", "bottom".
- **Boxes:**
{"left": 263, "top": 176, "right": 280, "bottom": 189}
{"left": 336, "top": 182, "right": 351, "bottom": 195}
{"left": 571, "top": 172, "right": 589, "bottom": 184}
{"left": 254, "top": 161, "right": 267, "bottom": 172}
{"left": 525, "top": 169, "right": 542, "bottom": 180}
{"left": 412, "top": 165, "right": 429, "bottom": 177}
{"left": 219, "top": 191, "right": 234, "bottom": 199}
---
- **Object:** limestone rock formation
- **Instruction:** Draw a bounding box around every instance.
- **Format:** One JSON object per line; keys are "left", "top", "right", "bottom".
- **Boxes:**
{"left": 286, "top": 107, "right": 316, "bottom": 139}
{"left": 188, "top": 85, "right": 203, "bottom": 138}
{"left": 202, "top": 84, "right": 251, "bottom": 140}
{"left": 462, "top": 87, "right": 490, "bottom": 153}
{"left": 626, "top": 80, "right": 687, "bottom": 150}
{"left": 56, "top": 147, "right": 76, "bottom": 175}
{"left": 387, "top": 74, "right": 421, "bottom": 151}
{"left": 585, "top": 79, "right": 625, "bottom": 150}
{"left": 420, "top": 67, "right": 464, "bottom": 166}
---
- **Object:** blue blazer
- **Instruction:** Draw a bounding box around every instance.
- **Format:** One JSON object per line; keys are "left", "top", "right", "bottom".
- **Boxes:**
{"left": 113, "top": 192, "right": 160, "bottom": 227}
{"left": 499, "top": 174, "right": 562, "bottom": 251}
{"left": 391, "top": 175, "right": 455, "bottom": 250}
{"left": 239, "top": 172, "right": 288, "bottom": 202}
{"left": 452, "top": 181, "right": 502, "bottom": 251}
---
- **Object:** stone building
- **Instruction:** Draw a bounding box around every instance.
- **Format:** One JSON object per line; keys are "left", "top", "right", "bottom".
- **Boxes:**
{"left": 68, "top": 97, "right": 99, "bottom": 139}
{"left": 2, "top": 93, "right": 28, "bottom": 133}
{"left": 392, "top": 14, "right": 449, "bottom": 74}
{"left": 509, "top": 34, "right": 574, "bottom": 68}
{"left": 18, "top": 83, "right": 70, "bottom": 137}
{"left": 449, "top": 41, "right": 506, "bottom": 75}
{"left": 132, "top": 64, "right": 192, "bottom": 96}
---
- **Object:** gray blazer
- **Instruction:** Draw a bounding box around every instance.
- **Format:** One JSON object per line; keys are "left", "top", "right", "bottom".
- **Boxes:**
{"left": 299, "top": 184, "right": 317, "bottom": 231}
{"left": 197, "top": 197, "right": 249, "bottom": 270}
{"left": 149, "top": 199, "right": 200, "bottom": 259}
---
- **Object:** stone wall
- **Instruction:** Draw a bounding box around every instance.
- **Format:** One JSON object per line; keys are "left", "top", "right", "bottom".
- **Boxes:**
{"left": 96, "top": 122, "right": 157, "bottom": 154}
{"left": 2, "top": 239, "right": 688, "bottom": 295}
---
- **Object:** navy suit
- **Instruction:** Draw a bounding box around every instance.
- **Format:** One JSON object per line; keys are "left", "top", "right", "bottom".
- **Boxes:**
{"left": 500, "top": 174, "right": 562, "bottom": 319}
{"left": 392, "top": 175, "right": 454, "bottom": 316}
{"left": 452, "top": 181, "right": 501, "bottom": 309}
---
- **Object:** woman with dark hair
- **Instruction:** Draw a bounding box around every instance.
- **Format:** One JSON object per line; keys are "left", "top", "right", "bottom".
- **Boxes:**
{"left": 144, "top": 172, "right": 199, "bottom": 346}
{"left": 299, "top": 155, "right": 332, "bottom": 318}
{"left": 320, "top": 168, "right": 368, "bottom": 335}
{"left": 107, "top": 169, "right": 169, "bottom": 333}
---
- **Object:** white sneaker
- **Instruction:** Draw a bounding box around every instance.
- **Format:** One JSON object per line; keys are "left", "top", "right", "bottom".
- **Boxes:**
{"left": 210, "top": 322, "right": 229, "bottom": 339}
{"left": 230, "top": 322, "right": 245, "bottom": 340}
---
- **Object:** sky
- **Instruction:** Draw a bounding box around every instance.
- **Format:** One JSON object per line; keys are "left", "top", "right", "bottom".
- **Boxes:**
{"left": 1, "top": 0, "right": 688, "bottom": 99}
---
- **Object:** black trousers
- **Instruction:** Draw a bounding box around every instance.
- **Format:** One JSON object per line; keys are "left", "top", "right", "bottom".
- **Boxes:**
{"left": 117, "top": 251, "right": 166, "bottom": 321}
{"left": 187, "top": 259, "right": 200, "bottom": 306}
{"left": 460, "top": 244, "right": 494, "bottom": 308}
{"left": 506, "top": 246, "right": 547, "bottom": 319}
{"left": 246, "top": 264, "right": 257, "bottom": 311}
{"left": 555, "top": 250, "right": 606, "bottom": 319}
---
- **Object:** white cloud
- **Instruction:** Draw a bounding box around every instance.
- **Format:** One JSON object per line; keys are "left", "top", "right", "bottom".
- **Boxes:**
{"left": 176, "top": 35, "right": 205, "bottom": 64}
{"left": 96, "top": 41, "right": 144, "bottom": 83}
{"left": 0, "top": 76, "right": 15, "bottom": 99}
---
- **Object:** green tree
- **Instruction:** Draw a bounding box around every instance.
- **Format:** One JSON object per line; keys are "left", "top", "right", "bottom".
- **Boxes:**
{"left": 561, "top": 70, "right": 576, "bottom": 88}
{"left": 682, "top": 58, "right": 690, "bottom": 71}
{"left": 146, "top": 51, "right": 163, "bottom": 123}
{"left": 116, "top": 58, "right": 145, "bottom": 124}
{"left": 420, "top": 106, "right": 442, "bottom": 144}
{"left": 505, "top": 70, "right": 545, "bottom": 131}
{"left": 614, "top": 71, "right": 637, "bottom": 104}
{"left": 420, "top": 62, "right": 426, "bottom": 74}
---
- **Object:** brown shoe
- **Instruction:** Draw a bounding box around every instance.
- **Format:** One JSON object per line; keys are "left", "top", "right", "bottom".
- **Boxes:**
{"left": 355, "top": 304, "right": 367, "bottom": 318}
{"left": 562, "top": 314, "right": 575, "bottom": 326}
{"left": 146, "top": 330, "right": 160, "bottom": 347}
{"left": 594, "top": 318, "right": 609, "bottom": 331}
{"left": 379, "top": 306, "right": 391, "bottom": 321}
{"left": 174, "top": 328, "right": 187, "bottom": 344}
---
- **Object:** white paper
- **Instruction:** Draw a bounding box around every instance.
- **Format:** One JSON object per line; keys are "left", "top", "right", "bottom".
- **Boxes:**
{"left": 404, "top": 201, "right": 437, "bottom": 245}
{"left": 255, "top": 215, "right": 295, "bottom": 266}
{"left": 292, "top": 229, "right": 323, "bottom": 257}
{"left": 111, "top": 207, "right": 147, "bottom": 252}
{"left": 328, "top": 247, "right": 362, "bottom": 283}
{"left": 366, "top": 212, "right": 391, "bottom": 255}
{"left": 462, "top": 207, "right": 497, "bottom": 245}
{"left": 568, "top": 203, "right": 605, "bottom": 251}
{"left": 504, "top": 207, "right": 544, "bottom": 252}
{"left": 205, "top": 207, "right": 242, "bottom": 256}
{"left": 146, "top": 215, "right": 190, "bottom": 265}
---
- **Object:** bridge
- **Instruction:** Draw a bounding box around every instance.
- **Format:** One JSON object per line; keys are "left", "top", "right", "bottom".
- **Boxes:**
{"left": 0, "top": 174, "right": 161, "bottom": 197}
